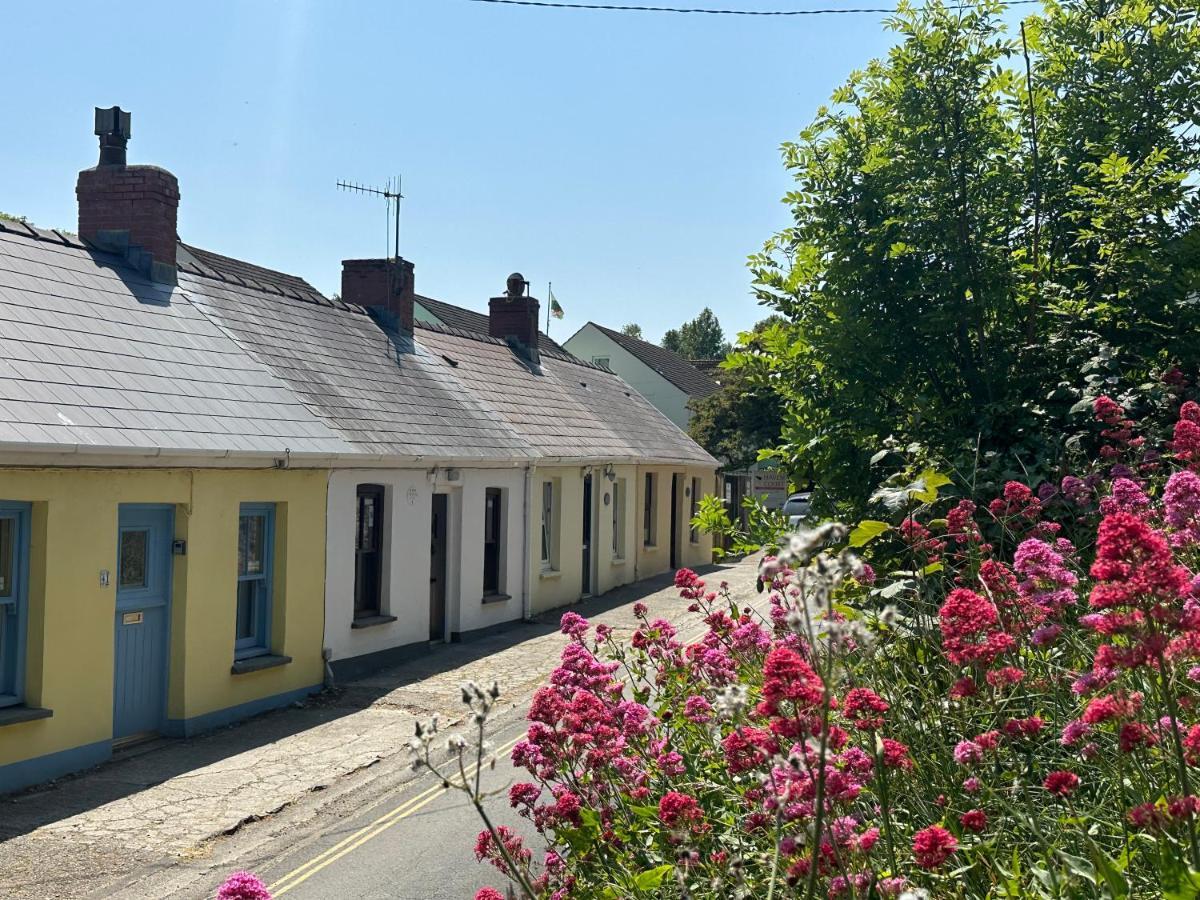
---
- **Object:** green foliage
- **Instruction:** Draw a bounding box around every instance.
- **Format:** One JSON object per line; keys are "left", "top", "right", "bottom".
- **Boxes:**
{"left": 742, "top": 0, "right": 1200, "bottom": 512}
{"left": 661, "top": 308, "right": 731, "bottom": 360}
{"left": 620, "top": 322, "right": 644, "bottom": 340}
{"left": 691, "top": 493, "right": 786, "bottom": 559}
{"left": 689, "top": 317, "right": 789, "bottom": 471}
{"left": 688, "top": 366, "right": 784, "bottom": 471}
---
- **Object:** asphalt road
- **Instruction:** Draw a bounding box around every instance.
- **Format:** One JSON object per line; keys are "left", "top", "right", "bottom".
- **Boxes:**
{"left": 255, "top": 709, "right": 537, "bottom": 900}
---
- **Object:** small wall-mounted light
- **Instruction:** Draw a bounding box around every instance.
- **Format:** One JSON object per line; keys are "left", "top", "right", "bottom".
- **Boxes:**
{"left": 603, "top": 463, "right": 616, "bottom": 482}
{"left": 172, "top": 539, "right": 187, "bottom": 556}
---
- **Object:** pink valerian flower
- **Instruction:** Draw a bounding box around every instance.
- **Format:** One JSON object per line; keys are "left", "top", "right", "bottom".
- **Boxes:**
{"left": 953, "top": 739, "right": 984, "bottom": 766}
{"left": 855, "top": 563, "right": 876, "bottom": 585}
{"left": 959, "top": 809, "right": 988, "bottom": 832}
{"left": 1094, "top": 395, "right": 1138, "bottom": 459}
{"left": 1182, "top": 724, "right": 1200, "bottom": 765}
{"left": 1044, "top": 770, "right": 1081, "bottom": 796}
{"left": 1002, "top": 716, "right": 1044, "bottom": 739}
{"left": 912, "top": 825, "right": 958, "bottom": 869}
{"left": 559, "top": 611, "right": 589, "bottom": 639}
{"left": 963, "top": 776, "right": 982, "bottom": 792}
{"left": 1060, "top": 475, "right": 1092, "bottom": 507}
{"left": 1129, "top": 796, "right": 1200, "bottom": 831}
{"left": 946, "top": 499, "right": 983, "bottom": 546}
{"left": 217, "top": 873, "right": 272, "bottom": 900}
{"left": 939, "top": 588, "right": 1015, "bottom": 666}
{"left": 674, "top": 567, "right": 707, "bottom": 602}
{"left": 475, "top": 889, "right": 505, "bottom": 900}
{"left": 986, "top": 666, "right": 1026, "bottom": 690}
{"left": 757, "top": 645, "right": 824, "bottom": 716}
{"left": 1164, "top": 470, "right": 1200, "bottom": 547}
{"left": 658, "top": 791, "right": 704, "bottom": 829}
{"left": 1119, "top": 722, "right": 1159, "bottom": 753}
{"left": 683, "top": 695, "right": 713, "bottom": 723}
{"left": 842, "top": 687, "right": 889, "bottom": 730}
{"left": 1032, "top": 623, "right": 1063, "bottom": 646}
{"left": 1013, "top": 538, "right": 1079, "bottom": 618}
{"left": 1172, "top": 401, "right": 1200, "bottom": 468}
{"left": 880, "top": 738, "right": 913, "bottom": 770}
{"left": 722, "top": 726, "right": 778, "bottom": 773}
{"left": 1082, "top": 691, "right": 1143, "bottom": 724}
{"left": 475, "top": 825, "right": 532, "bottom": 877}
{"left": 988, "top": 481, "right": 1042, "bottom": 522}
{"left": 1061, "top": 720, "right": 1091, "bottom": 746}
{"left": 1099, "top": 478, "right": 1152, "bottom": 518}
{"left": 899, "top": 516, "right": 946, "bottom": 561}
{"left": 948, "top": 676, "right": 978, "bottom": 700}
{"left": 1089, "top": 513, "right": 1190, "bottom": 657}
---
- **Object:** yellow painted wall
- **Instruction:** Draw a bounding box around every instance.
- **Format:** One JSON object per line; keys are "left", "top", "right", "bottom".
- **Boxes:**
{"left": 530, "top": 463, "right": 717, "bottom": 616}
{"left": 635, "top": 465, "right": 716, "bottom": 580}
{"left": 0, "top": 467, "right": 327, "bottom": 771}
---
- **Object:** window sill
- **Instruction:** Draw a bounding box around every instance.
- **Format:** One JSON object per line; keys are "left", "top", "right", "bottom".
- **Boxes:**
{"left": 481, "top": 592, "right": 512, "bottom": 605}
{"left": 539, "top": 568, "right": 562, "bottom": 580}
{"left": 0, "top": 705, "right": 53, "bottom": 727}
{"left": 351, "top": 614, "right": 398, "bottom": 630}
{"left": 643, "top": 543, "right": 658, "bottom": 550}
{"left": 612, "top": 557, "right": 627, "bottom": 566}
{"left": 231, "top": 654, "right": 292, "bottom": 675}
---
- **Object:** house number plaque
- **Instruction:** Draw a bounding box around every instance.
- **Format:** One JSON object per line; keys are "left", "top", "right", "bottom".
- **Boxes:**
{"left": 122, "top": 611, "right": 144, "bottom": 626}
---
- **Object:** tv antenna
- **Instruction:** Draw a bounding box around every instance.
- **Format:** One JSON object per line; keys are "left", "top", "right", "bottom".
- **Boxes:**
{"left": 337, "top": 177, "right": 404, "bottom": 261}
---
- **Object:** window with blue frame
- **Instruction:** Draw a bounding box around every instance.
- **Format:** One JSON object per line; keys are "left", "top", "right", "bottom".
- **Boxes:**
{"left": 235, "top": 504, "right": 274, "bottom": 659}
{"left": 0, "top": 502, "right": 30, "bottom": 708}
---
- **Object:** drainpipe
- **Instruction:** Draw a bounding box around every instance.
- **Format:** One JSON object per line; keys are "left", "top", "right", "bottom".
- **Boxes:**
{"left": 522, "top": 464, "right": 533, "bottom": 621}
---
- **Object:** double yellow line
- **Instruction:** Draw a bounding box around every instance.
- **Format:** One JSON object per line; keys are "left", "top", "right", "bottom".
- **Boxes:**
{"left": 269, "top": 733, "right": 524, "bottom": 897}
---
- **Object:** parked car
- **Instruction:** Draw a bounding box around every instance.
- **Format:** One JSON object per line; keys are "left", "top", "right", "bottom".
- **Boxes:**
{"left": 781, "top": 491, "right": 813, "bottom": 528}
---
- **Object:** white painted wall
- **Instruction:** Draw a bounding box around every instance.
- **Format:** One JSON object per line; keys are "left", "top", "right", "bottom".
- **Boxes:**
{"left": 563, "top": 325, "right": 694, "bottom": 430}
{"left": 323, "top": 466, "right": 528, "bottom": 667}
{"left": 324, "top": 469, "right": 432, "bottom": 665}
{"left": 453, "top": 468, "right": 526, "bottom": 636}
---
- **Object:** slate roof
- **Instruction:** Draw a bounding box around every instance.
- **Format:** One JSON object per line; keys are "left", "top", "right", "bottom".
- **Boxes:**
{"left": 0, "top": 217, "right": 714, "bottom": 468}
{"left": 0, "top": 221, "right": 352, "bottom": 456}
{"left": 185, "top": 277, "right": 534, "bottom": 461}
{"left": 416, "top": 324, "right": 715, "bottom": 465}
{"left": 415, "top": 294, "right": 565, "bottom": 353}
{"left": 585, "top": 323, "right": 721, "bottom": 399}
{"left": 178, "top": 243, "right": 330, "bottom": 306}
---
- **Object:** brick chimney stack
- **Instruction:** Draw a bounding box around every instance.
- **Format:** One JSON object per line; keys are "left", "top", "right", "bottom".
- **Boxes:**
{"left": 76, "top": 107, "right": 180, "bottom": 285}
{"left": 341, "top": 258, "right": 415, "bottom": 334}
{"left": 489, "top": 273, "right": 540, "bottom": 357}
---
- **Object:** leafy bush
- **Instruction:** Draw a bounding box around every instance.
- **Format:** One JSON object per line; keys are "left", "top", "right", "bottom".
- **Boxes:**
{"left": 739, "top": 0, "right": 1200, "bottom": 516}
{"left": 463, "top": 395, "right": 1200, "bottom": 898}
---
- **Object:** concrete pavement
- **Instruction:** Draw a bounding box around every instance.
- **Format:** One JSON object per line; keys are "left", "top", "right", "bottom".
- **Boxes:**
{"left": 0, "top": 556, "right": 760, "bottom": 900}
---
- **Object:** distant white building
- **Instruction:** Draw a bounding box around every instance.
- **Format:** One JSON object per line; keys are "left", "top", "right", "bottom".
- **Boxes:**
{"left": 563, "top": 323, "right": 721, "bottom": 431}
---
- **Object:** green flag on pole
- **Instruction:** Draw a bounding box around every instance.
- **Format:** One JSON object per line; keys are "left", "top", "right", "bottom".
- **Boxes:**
{"left": 549, "top": 288, "right": 564, "bottom": 319}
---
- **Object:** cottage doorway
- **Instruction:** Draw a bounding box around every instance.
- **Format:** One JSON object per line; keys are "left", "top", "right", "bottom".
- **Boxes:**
{"left": 581, "top": 474, "right": 593, "bottom": 596}
{"left": 429, "top": 494, "right": 448, "bottom": 641}
{"left": 113, "top": 504, "right": 173, "bottom": 744}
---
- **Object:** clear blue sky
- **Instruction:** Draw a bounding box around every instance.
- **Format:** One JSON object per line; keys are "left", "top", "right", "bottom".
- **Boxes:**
{"left": 2, "top": 1, "right": 909, "bottom": 343}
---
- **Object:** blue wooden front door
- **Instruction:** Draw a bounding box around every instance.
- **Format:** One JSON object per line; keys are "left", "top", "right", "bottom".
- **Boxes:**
{"left": 113, "top": 505, "right": 173, "bottom": 741}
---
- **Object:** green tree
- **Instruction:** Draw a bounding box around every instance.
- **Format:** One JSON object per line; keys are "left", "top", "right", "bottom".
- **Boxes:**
{"left": 661, "top": 308, "right": 731, "bottom": 359}
{"left": 689, "top": 319, "right": 786, "bottom": 471}
{"left": 620, "top": 322, "right": 644, "bottom": 340}
{"left": 740, "top": 0, "right": 1200, "bottom": 512}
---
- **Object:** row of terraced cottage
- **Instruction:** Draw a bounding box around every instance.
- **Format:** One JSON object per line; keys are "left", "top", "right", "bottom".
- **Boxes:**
{"left": 0, "top": 109, "right": 716, "bottom": 793}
